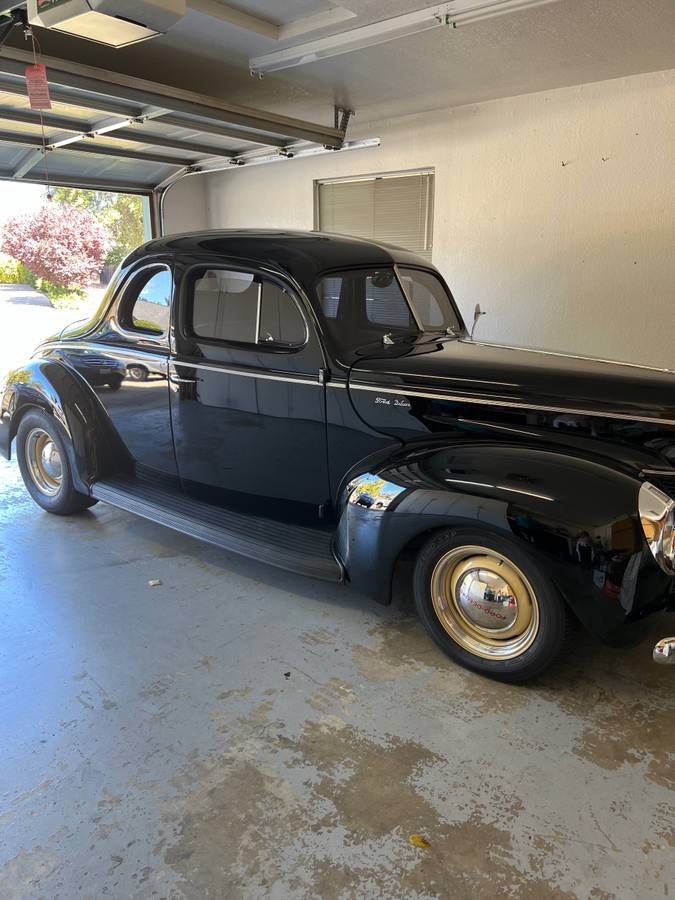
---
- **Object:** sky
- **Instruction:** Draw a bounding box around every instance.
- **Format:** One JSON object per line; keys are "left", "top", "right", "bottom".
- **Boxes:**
{"left": 0, "top": 181, "right": 48, "bottom": 228}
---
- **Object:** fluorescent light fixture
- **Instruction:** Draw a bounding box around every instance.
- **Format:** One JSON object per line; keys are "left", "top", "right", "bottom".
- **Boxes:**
{"left": 249, "top": 0, "right": 563, "bottom": 73}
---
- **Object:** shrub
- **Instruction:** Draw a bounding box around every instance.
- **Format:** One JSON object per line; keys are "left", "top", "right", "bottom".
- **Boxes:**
{"left": 0, "top": 253, "right": 35, "bottom": 286}
{"left": 1, "top": 202, "right": 110, "bottom": 289}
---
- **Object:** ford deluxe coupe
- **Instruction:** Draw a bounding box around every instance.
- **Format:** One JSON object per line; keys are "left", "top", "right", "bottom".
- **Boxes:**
{"left": 2, "top": 231, "right": 674, "bottom": 680}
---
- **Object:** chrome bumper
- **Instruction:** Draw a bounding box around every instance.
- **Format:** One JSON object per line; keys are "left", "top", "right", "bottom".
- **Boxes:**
{"left": 654, "top": 637, "right": 675, "bottom": 664}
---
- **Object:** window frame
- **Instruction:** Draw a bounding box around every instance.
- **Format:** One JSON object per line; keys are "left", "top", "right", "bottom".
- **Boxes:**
{"left": 180, "top": 263, "right": 310, "bottom": 353}
{"left": 115, "top": 263, "right": 173, "bottom": 342}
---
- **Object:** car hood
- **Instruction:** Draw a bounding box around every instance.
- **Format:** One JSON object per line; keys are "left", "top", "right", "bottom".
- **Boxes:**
{"left": 347, "top": 337, "right": 675, "bottom": 426}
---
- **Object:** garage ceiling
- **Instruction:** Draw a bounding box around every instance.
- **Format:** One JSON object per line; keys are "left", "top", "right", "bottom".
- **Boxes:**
{"left": 4, "top": 0, "right": 673, "bottom": 126}
{"left": 0, "top": 0, "right": 673, "bottom": 193}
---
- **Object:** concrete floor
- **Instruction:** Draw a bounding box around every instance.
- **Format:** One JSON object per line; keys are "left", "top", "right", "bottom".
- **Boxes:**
{"left": 1, "top": 455, "right": 674, "bottom": 900}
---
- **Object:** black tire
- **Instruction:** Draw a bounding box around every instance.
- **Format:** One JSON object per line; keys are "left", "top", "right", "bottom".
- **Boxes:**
{"left": 107, "top": 377, "right": 123, "bottom": 391}
{"left": 127, "top": 364, "right": 148, "bottom": 382}
{"left": 413, "top": 527, "right": 567, "bottom": 682}
{"left": 16, "top": 408, "right": 97, "bottom": 515}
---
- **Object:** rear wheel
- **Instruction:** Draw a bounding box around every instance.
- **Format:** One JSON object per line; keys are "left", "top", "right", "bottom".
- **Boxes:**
{"left": 414, "top": 528, "right": 567, "bottom": 682}
{"left": 16, "top": 409, "right": 96, "bottom": 515}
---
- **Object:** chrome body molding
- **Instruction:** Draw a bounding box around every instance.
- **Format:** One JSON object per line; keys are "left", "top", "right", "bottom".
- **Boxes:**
{"left": 170, "top": 359, "right": 322, "bottom": 387}
{"left": 469, "top": 339, "right": 675, "bottom": 376}
{"left": 32, "top": 343, "right": 675, "bottom": 427}
{"left": 342, "top": 380, "right": 675, "bottom": 428}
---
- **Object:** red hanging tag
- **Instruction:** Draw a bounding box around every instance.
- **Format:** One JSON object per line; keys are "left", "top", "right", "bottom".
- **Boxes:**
{"left": 25, "top": 64, "right": 52, "bottom": 110}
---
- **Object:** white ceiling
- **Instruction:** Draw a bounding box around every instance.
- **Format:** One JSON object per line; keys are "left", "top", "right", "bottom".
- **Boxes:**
{"left": 6, "top": 0, "right": 675, "bottom": 127}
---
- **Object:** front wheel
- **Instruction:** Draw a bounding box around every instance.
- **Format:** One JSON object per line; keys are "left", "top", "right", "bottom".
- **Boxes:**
{"left": 414, "top": 528, "right": 567, "bottom": 682}
{"left": 16, "top": 409, "right": 97, "bottom": 515}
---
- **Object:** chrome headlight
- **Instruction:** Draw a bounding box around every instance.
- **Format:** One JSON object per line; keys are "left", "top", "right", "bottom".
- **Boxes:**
{"left": 639, "top": 481, "right": 675, "bottom": 574}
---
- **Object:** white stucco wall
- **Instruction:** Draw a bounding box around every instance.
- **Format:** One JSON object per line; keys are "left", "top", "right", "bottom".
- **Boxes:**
{"left": 199, "top": 68, "right": 674, "bottom": 369}
{"left": 162, "top": 174, "right": 208, "bottom": 235}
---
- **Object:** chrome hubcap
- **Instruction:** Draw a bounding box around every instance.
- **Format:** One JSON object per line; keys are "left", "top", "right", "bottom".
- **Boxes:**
{"left": 25, "top": 427, "right": 63, "bottom": 496}
{"left": 430, "top": 546, "right": 539, "bottom": 660}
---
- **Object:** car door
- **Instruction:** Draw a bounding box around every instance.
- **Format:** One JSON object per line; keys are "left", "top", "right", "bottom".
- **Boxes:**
{"left": 170, "top": 261, "right": 330, "bottom": 522}
{"left": 89, "top": 261, "right": 177, "bottom": 478}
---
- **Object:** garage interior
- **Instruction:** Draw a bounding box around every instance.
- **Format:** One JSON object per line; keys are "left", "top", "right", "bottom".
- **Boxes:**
{"left": 1, "top": 1, "right": 674, "bottom": 898}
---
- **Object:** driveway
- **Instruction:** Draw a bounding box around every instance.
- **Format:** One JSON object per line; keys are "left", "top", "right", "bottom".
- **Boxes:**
{"left": 0, "top": 285, "right": 100, "bottom": 376}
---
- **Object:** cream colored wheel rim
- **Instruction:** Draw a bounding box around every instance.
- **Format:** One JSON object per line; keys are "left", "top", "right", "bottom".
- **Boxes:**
{"left": 430, "top": 545, "right": 540, "bottom": 660}
{"left": 25, "top": 427, "right": 63, "bottom": 497}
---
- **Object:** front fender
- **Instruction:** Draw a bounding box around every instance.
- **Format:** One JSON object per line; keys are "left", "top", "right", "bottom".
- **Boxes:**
{"left": 0, "top": 358, "right": 131, "bottom": 490}
{"left": 335, "top": 442, "right": 674, "bottom": 643}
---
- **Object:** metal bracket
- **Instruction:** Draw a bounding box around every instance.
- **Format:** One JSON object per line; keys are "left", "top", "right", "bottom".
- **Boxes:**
{"left": 334, "top": 106, "right": 353, "bottom": 135}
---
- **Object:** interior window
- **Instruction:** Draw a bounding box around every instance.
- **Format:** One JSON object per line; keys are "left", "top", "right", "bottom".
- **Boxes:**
{"left": 191, "top": 269, "right": 306, "bottom": 348}
{"left": 124, "top": 268, "right": 172, "bottom": 335}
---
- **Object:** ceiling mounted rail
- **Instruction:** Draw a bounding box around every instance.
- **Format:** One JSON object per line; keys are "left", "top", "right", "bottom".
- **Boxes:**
{"left": 0, "top": 45, "right": 350, "bottom": 190}
{"left": 0, "top": 47, "right": 346, "bottom": 147}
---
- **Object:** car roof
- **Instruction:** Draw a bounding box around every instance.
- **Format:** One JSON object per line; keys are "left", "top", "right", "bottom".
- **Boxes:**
{"left": 128, "top": 229, "right": 436, "bottom": 285}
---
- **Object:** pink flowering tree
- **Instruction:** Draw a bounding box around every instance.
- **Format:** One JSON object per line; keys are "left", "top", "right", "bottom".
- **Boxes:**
{"left": 1, "top": 202, "right": 110, "bottom": 289}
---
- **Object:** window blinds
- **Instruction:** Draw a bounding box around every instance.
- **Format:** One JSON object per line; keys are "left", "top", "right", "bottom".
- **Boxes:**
{"left": 316, "top": 171, "right": 434, "bottom": 260}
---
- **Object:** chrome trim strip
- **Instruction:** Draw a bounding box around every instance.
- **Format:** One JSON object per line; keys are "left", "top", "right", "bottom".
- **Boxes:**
{"left": 170, "top": 359, "right": 321, "bottom": 387}
{"left": 37, "top": 342, "right": 675, "bottom": 425}
{"left": 640, "top": 467, "right": 675, "bottom": 477}
{"left": 254, "top": 281, "right": 262, "bottom": 344}
{"left": 343, "top": 380, "right": 675, "bottom": 427}
{"left": 468, "top": 339, "right": 675, "bottom": 375}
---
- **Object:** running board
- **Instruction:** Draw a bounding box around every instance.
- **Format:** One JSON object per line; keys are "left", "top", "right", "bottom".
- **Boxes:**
{"left": 91, "top": 474, "right": 343, "bottom": 583}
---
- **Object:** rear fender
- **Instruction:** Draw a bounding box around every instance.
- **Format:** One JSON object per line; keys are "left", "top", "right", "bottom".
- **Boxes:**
{"left": 335, "top": 442, "right": 673, "bottom": 643}
{"left": 1, "top": 358, "right": 132, "bottom": 491}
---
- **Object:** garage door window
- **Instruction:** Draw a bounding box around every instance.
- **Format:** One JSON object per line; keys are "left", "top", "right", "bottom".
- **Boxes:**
{"left": 315, "top": 170, "right": 434, "bottom": 259}
{"left": 189, "top": 268, "right": 307, "bottom": 348}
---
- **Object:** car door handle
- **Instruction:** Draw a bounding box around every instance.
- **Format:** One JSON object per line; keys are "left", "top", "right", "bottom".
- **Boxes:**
{"left": 169, "top": 375, "right": 197, "bottom": 384}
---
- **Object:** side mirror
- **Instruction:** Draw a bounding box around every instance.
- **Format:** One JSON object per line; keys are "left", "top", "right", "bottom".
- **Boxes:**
{"left": 471, "top": 303, "right": 486, "bottom": 339}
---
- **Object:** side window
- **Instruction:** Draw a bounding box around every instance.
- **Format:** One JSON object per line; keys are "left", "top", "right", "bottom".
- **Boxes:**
{"left": 190, "top": 268, "right": 306, "bottom": 348}
{"left": 121, "top": 268, "right": 172, "bottom": 336}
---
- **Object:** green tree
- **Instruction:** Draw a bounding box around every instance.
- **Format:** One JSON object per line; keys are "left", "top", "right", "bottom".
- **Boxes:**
{"left": 50, "top": 188, "right": 146, "bottom": 267}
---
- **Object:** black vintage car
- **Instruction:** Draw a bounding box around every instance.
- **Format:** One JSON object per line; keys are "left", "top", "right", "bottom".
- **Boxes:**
{"left": 2, "top": 231, "right": 674, "bottom": 681}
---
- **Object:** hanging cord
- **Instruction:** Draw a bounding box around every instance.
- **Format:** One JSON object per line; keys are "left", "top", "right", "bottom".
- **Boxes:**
{"left": 26, "top": 25, "right": 52, "bottom": 197}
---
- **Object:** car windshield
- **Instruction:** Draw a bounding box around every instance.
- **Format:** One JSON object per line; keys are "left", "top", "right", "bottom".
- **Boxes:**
{"left": 315, "top": 267, "right": 461, "bottom": 351}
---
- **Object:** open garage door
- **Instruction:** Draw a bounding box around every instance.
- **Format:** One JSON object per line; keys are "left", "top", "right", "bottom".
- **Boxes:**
{"left": 0, "top": 45, "right": 347, "bottom": 227}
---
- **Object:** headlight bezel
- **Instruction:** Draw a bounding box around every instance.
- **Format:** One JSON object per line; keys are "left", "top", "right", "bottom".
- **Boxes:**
{"left": 639, "top": 481, "right": 675, "bottom": 575}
